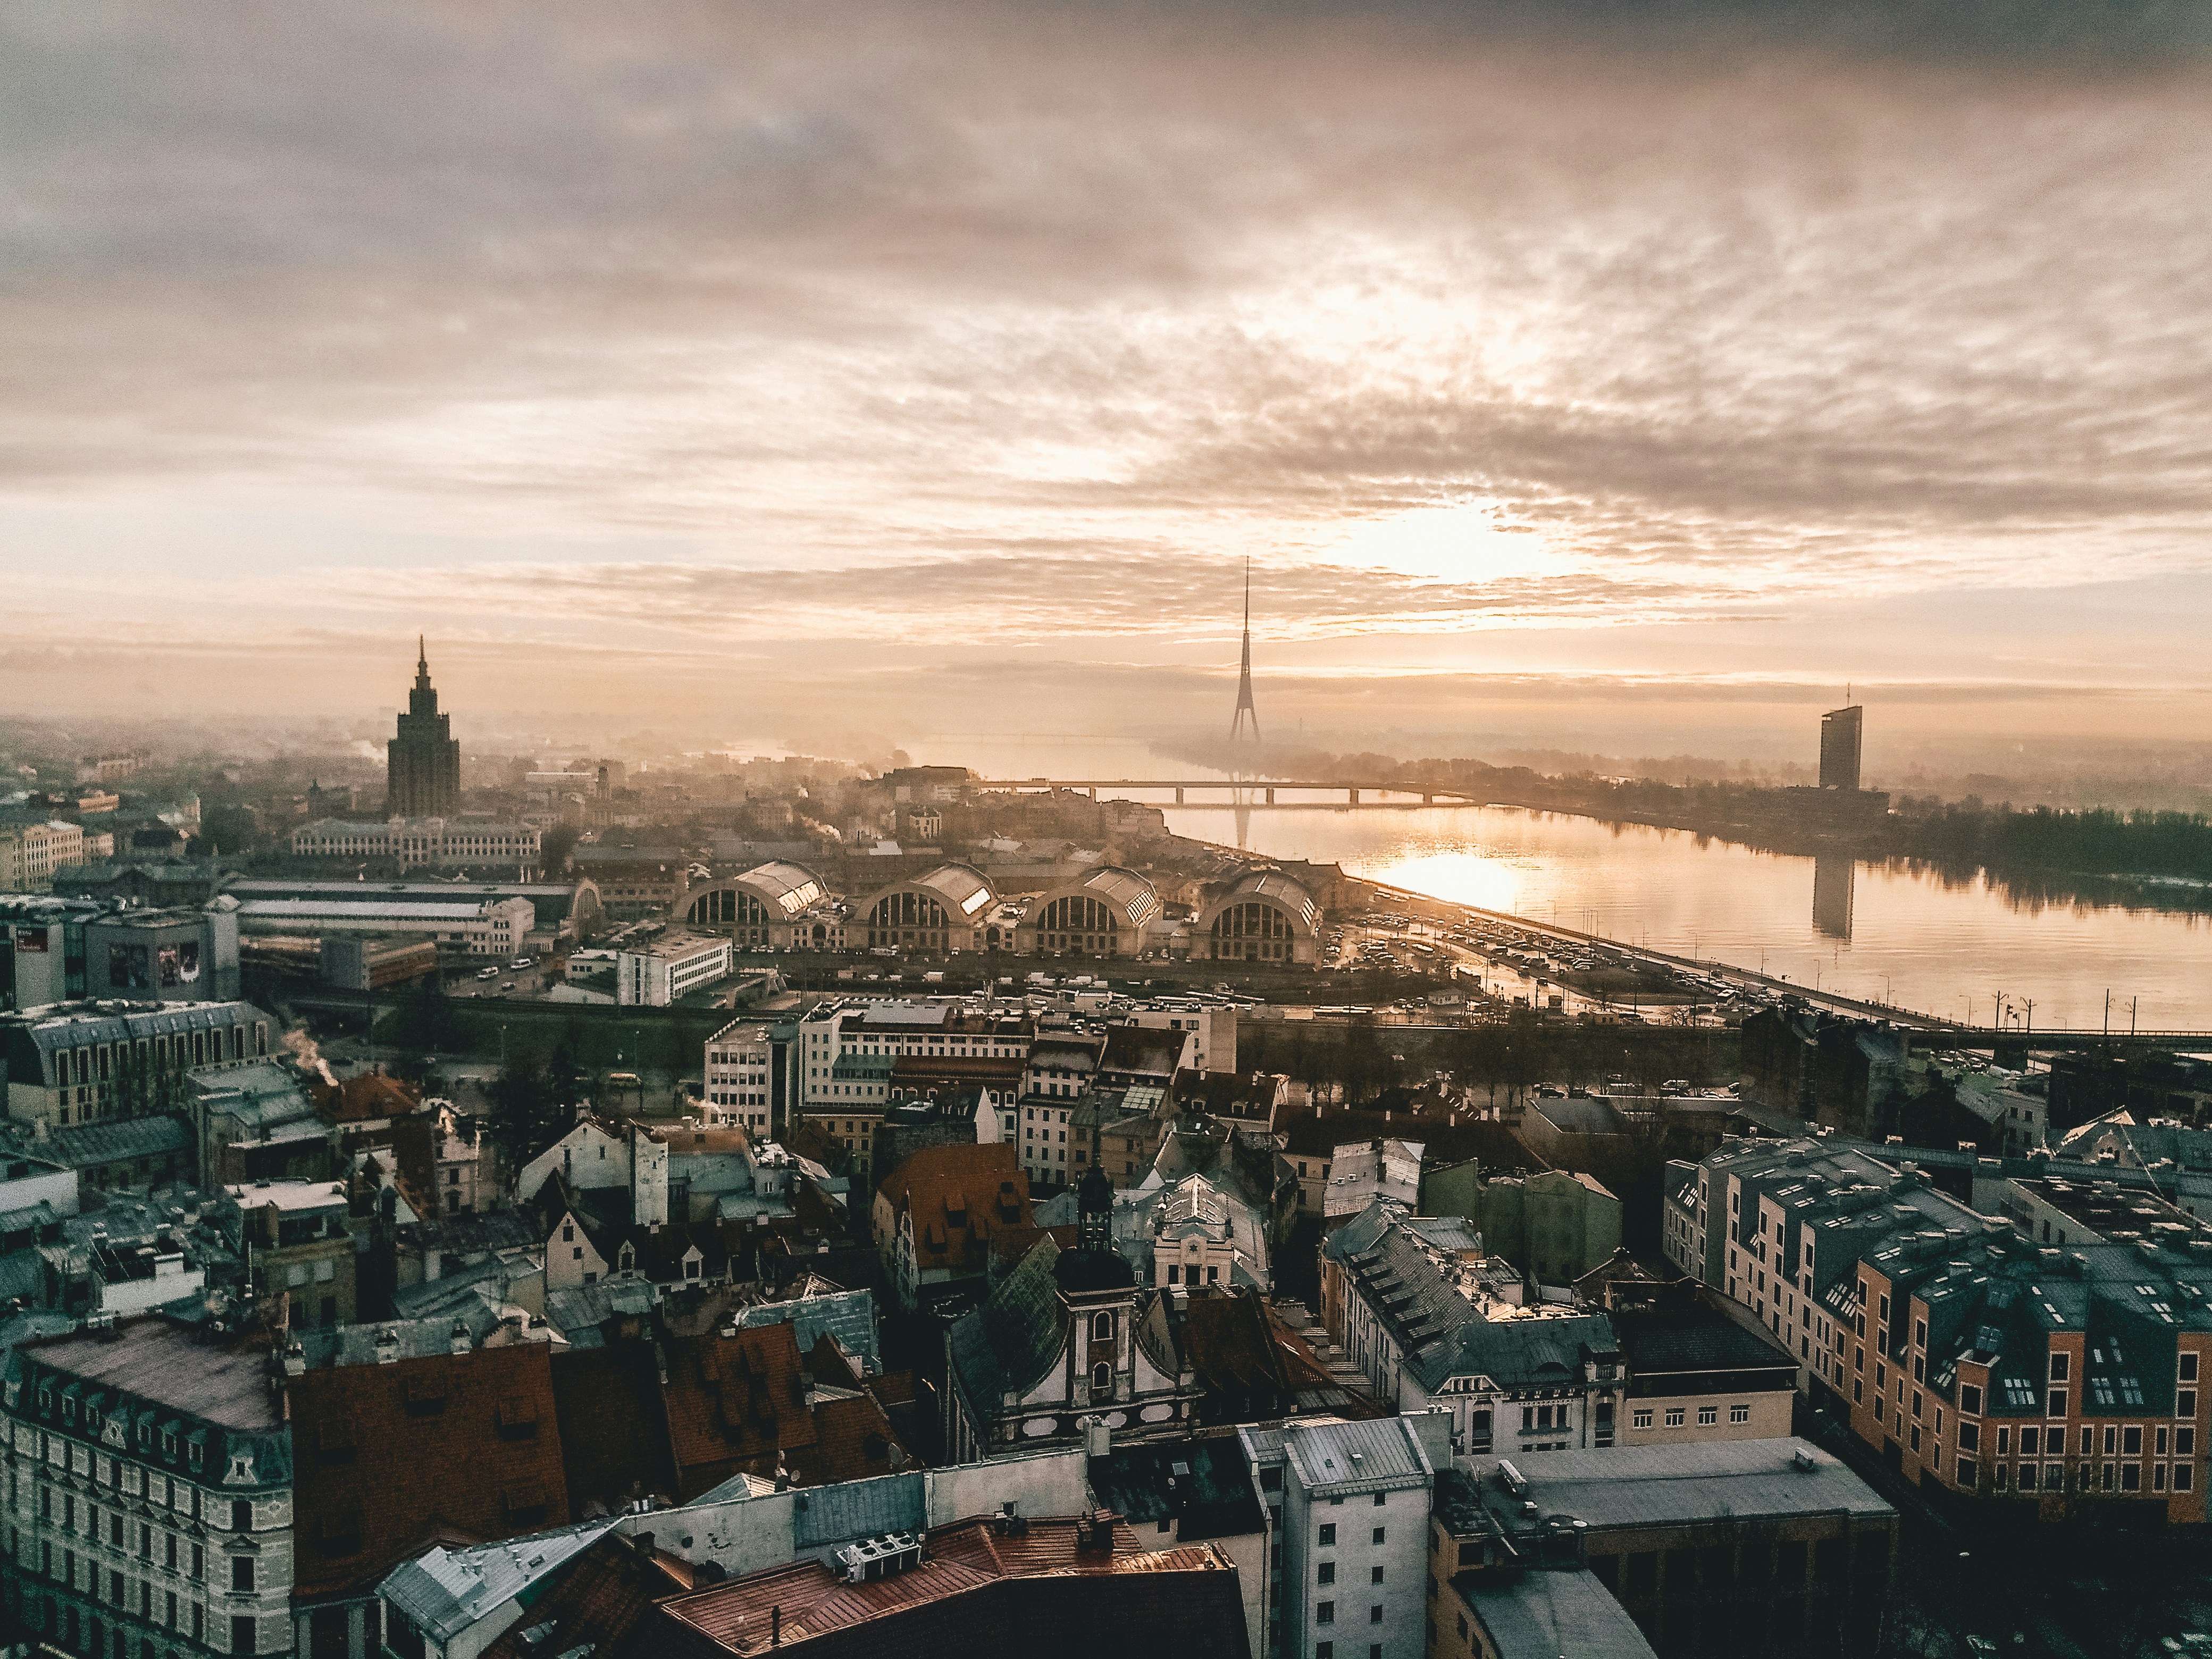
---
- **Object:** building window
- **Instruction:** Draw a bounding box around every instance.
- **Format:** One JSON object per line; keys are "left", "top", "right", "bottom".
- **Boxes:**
{"left": 1316, "top": 1601, "right": 1335, "bottom": 1626}
{"left": 1698, "top": 1406, "right": 1718, "bottom": 1427}
{"left": 1318, "top": 1524, "right": 1336, "bottom": 1547}
{"left": 1664, "top": 1408, "right": 1685, "bottom": 1428}
{"left": 1632, "top": 1410, "right": 1653, "bottom": 1429}
{"left": 1730, "top": 1403, "right": 1750, "bottom": 1423}
{"left": 1318, "top": 1563, "right": 1335, "bottom": 1586}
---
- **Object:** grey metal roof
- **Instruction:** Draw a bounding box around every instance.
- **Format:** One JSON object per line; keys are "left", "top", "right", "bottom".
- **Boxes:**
{"left": 1210, "top": 869, "right": 1319, "bottom": 931}
{"left": 1280, "top": 1416, "right": 1431, "bottom": 1495}
{"left": 378, "top": 1517, "right": 618, "bottom": 1642}
{"left": 733, "top": 861, "right": 827, "bottom": 918}
{"left": 911, "top": 862, "right": 995, "bottom": 918}
{"left": 790, "top": 1470, "right": 924, "bottom": 1548}
{"left": 1457, "top": 1566, "right": 1657, "bottom": 1659}
{"left": 15, "top": 1000, "right": 270, "bottom": 1057}
{"left": 46, "top": 1115, "right": 192, "bottom": 1170}
{"left": 1464, "top": 1438, "right": 1893, "bottom": 1530}
{"left": 734, "top": 1286, "right": 881, "bottom": 1374}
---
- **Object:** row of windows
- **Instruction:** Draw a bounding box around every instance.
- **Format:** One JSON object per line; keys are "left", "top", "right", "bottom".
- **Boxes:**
{"left": 1623, "top": 1403, "right": 1754, "bottom": 1430}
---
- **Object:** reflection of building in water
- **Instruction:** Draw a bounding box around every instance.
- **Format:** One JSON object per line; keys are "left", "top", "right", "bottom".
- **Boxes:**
{"left": 1813, "top": 854, "right": 1855, "bottom": 941}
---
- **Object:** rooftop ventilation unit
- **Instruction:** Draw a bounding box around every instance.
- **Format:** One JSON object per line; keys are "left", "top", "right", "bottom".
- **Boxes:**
{"left": 834, "top": 1531, "right": 925, "bottom": 1585}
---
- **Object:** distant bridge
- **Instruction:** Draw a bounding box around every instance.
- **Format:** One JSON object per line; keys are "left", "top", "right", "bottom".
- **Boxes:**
{"left": 973, "top": 777, "right": 1482, "bottom": 807}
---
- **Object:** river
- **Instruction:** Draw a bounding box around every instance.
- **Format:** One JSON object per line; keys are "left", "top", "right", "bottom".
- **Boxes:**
{"left": 1156, "top": 799, "right": 2208, "bottom": 1034}
{"left": 912, "top": 737, "right": 2209, "bottom": 1034}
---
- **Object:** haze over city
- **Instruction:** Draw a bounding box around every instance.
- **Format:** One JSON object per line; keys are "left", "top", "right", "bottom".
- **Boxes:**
{"left": 7, "top": 0, "right": 2211, "bottom": 784}
{"left": 12, "top": 7, "right": 2212, "bottom": 1659}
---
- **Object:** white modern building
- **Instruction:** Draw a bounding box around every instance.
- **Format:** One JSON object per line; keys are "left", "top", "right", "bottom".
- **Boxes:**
{"left": 703, "top": 1017, "right": 776, "bottom": 1133}
{"left": 614, "top": 933, "right": 731, "bottom": 1006}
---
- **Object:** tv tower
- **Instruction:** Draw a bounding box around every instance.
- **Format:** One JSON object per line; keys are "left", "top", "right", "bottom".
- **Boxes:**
{"left": 1229, "top": 557, "right": 1261, "bottom": 744}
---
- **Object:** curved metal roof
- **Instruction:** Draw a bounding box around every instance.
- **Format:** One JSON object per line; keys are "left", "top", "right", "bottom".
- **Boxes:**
{"left": 911, "top": 862, "right": 996, "bottom": 918}
{"left": 1033, "top": 865, "right": 1161, "bottom": 929}
{"left": 732, "top": 861, "right": 826, "bottom": 918}
{"left": 1205, "top": 869, "right": 1320, "bottom": 932}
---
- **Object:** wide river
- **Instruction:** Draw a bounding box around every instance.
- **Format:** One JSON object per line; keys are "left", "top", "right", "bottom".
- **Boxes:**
{"left": 1157, "top": 798, "right": 2208, "bottom": 1034}
{"left": 918, "top": 739, "right": 2209, "bottom": 1033}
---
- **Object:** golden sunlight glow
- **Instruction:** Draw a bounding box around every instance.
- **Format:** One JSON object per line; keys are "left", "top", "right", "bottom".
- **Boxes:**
{"left": 1322, "top": 500, "right": 1580, "bottom": 586}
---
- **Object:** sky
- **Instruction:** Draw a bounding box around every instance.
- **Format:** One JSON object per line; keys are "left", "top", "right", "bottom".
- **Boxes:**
{"left": 5, "top": 0, "right": 2210, "bottom": 772}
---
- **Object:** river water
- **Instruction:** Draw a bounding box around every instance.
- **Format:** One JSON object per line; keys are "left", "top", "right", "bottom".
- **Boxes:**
{"left": 913, "top": 738, "right": 2208, "bottom": 1034}
{"left": 1156, "top": 799, "right": 2210, "bottom": 1034}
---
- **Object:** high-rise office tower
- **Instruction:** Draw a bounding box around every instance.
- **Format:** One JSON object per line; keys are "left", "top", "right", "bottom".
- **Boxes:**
{"left": 1819, "top": 703, "right": 1863, "bottom": 792}
{"left": 386, "top": 636, "right": 461, "bottom": 817}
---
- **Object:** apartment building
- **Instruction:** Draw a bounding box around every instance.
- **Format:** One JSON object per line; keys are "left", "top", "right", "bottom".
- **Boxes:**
{"left": 3, "top": 1000, "right": 275, "bottom": 1129}
{"left": 702, "top": 1017, "right": 775, "bottom": 1133}
{"left": 1, "top": 1320, "right": 298, "bottom": 1658}
{"left": 1667, "top": 1134, "right": 2212, "bottom": 1521}
{"left": 1237, "top": 1415, "right": 1440, "bottom": 1659}
{"left": 0, "top": 820, "right": 88, "bottom": 893}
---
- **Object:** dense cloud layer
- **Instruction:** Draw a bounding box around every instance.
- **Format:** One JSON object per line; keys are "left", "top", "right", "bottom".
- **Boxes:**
{"left": 4, "top": 1, "right": 2209, "bottom": 745}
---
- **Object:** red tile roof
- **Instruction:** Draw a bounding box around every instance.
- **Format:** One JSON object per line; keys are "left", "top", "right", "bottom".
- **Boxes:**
{"left": 658, "top": 1322, "right": 820, "bottom": 1501}
{"left": 875, "top": 1143, "right": 1033, "bottom": 1281}
{"left": 288, "top": 1342, "right": 572, "bottom": 1599}
{"left": 656, "top": 1515, "right": 1251, "bottom": 1658}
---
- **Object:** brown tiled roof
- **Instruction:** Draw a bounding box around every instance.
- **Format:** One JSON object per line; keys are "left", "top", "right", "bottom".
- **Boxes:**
{"left": 890, "top": 1053, "right": 1024, "bottom": 1086}
{"left": 658, "top": 1321, "right": 820, "bottom": 1501}
{"left": 314, "top": 1070, "right": 423, "bottom": 1125}
{"left": 791, "top": 1333, "right": 915, "bottom": 1484}
{"left": 480, "top": 1530, "right": 694, "bottom": 1659}
{"left": 656, "top": 1515, "right": 1251, "bottom": 1658}
{"left": 550, "top": 1344, "right": 681, "bottom": 1515}
{"left": 288, "top": 1342, "right": 572, "bottom": 1599}
{"left": 875, "top": 1143, "right": 1033, "bottom": 1281}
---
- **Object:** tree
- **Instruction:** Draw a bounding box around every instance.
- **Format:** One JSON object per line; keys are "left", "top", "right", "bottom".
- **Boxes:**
{"left": 487, "top": 1052, "right": 566, "bottom": 1170}
{"left": 539, "top": 822, "right": 582, "bottom": 876}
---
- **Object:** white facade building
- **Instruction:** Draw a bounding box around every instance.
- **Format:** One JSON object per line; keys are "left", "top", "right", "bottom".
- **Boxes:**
{"left": 703, "top": 1018, "right": 775, "bottom": 1133}
{"left": 289, "top": 817, "right": 540, "bottom": 872}
{"left": 615, "top": 933, "right": 731, "bottom": 1006}
{"left": 1241, "top": 1415, "right": 1440, "bottom": 1659}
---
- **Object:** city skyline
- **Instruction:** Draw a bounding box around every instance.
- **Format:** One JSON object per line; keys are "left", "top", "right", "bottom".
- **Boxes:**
{"left": 4, "top": 2, "right": 2209, "bottom": 767}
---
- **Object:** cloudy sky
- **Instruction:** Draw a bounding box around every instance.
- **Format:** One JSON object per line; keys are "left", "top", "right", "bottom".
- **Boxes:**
{"left": 5, "top": 0, "right": 2210, "bottom": 767}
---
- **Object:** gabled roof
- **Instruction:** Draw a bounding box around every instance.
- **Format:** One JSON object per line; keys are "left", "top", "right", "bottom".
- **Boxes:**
{"left": 657, "top": 1322, "right": 819, "bottom": 1501}
{"left": 878, "top": 1143, "right": 1033, "bottom": 1281}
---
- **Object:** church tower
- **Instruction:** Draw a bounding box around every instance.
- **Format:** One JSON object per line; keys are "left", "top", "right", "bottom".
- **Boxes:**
{"left": 385, "top": 637, "right": 461, "bottom": 818}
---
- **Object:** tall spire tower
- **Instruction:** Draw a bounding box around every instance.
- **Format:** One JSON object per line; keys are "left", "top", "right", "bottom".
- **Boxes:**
{"left": 387, "top": 636, "right": 461, "bottom": 818}
{"left": 1229, "top": 558, "right": 1261, "bottom": 745}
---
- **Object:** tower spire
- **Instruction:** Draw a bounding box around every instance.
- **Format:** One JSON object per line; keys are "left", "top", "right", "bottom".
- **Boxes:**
{"left": 1229, "top": 558, "right": 1260, "bottom": 744}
